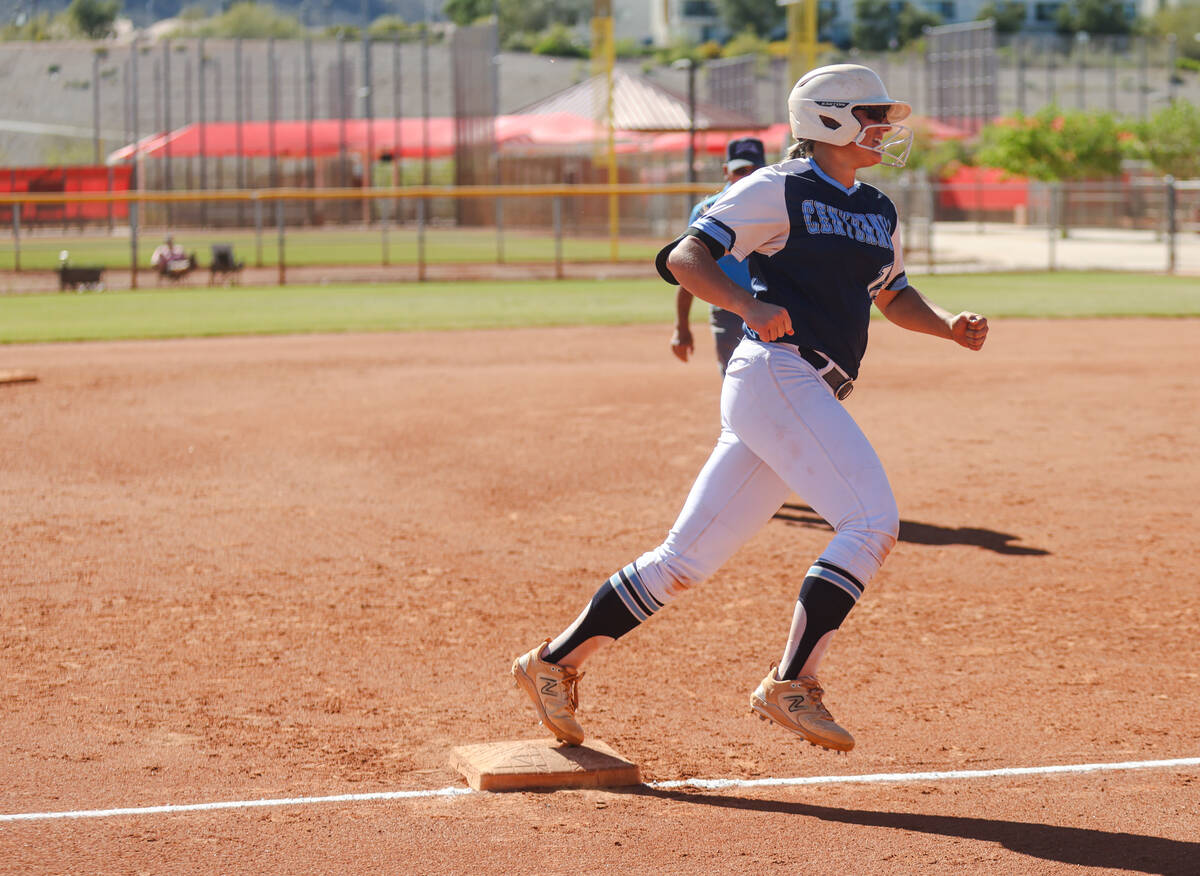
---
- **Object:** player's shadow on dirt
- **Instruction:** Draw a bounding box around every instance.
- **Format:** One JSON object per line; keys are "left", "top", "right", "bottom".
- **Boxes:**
{"left": 635, "top": 789, "right": 1193, "bottom": 875}
{"left": 772, "top": 503, "right": 1049, "bottom": 556}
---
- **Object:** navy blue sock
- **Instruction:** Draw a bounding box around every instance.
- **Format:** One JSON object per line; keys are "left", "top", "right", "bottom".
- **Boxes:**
{"left": 779, "top": 561, "right": 863, "bottom": 680}
{"left": 543, "top": 564, "right": 661, "bottom": 665}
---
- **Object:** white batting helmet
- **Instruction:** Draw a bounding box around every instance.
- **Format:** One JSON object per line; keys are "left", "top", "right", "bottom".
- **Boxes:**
{"left": 787, "top": 64, "right": 914, "bottom": 166}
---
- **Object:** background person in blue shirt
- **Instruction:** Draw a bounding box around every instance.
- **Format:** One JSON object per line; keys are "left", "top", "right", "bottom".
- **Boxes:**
{"left": 670, "top": 137, "right": 766, "bottom": 376}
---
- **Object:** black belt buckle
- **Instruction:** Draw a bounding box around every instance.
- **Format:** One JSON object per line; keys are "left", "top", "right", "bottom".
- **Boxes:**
{"left": 798, "top": 347, "right": 854, "bottom": 401}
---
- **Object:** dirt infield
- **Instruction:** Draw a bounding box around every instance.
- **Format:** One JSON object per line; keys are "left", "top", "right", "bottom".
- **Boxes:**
{"left": 2, "top": 319, "right": 1198, "bottom": 874}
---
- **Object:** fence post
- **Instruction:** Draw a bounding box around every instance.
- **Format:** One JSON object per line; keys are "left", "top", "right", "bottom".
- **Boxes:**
{"left": 417, "top": 196, "right": 426, "bottom": 282}
{"left": 130, "top": 199, "right": 139, "bottom": 289}
{"left": 277, "top": 198, "right": 286, "bottom": 286}
{"left": 253, "top": 193, "right": 263, "bottom": 268}
{"left": 1165, "top": 175, "right": 1177, "bottom": 275}
{"left": 1046, "top": 182, "right": 1057, "bottom": 272}
{"left": 496, "top": 194, "right": 505, "bottom": 265}
{"left": 553, "top": 194, "right": 563, "bottom": 280}
{"left": 925, "top": 176, "right": 936, "bottom": 273}
{"left": 1015, "top": 35, "right": 1025, "bottom": 116}
{"left": 382, "top": 197, "right": 390, "bottom": 267}
{"left": 12, "top": 200, "right": 20, "bottom": 273}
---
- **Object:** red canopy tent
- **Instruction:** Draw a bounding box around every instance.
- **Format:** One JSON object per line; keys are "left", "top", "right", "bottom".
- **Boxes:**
{"left": 107, "top": 113, "right": 651, "bottom": 164}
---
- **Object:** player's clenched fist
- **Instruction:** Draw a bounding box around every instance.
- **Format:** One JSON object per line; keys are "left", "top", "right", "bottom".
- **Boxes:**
{"left": 745, "top": 300, "right": 793, "bottom": 342}
{"left": 951, "top": 312, "right": 988, "bottom": 351}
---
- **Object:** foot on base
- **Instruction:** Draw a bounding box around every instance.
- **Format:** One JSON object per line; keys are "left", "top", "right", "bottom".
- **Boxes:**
{"left": 512, "top": 639, "right": 586, "bottom": 746}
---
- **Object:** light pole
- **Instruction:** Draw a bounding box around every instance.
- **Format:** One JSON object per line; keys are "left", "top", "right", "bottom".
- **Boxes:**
{"left": 673, "top": 57, "right": 696, "bottom": 183}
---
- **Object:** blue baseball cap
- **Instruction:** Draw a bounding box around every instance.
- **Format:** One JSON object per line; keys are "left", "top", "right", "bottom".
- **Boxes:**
{"left": 725, "top": 137, "right": 766, "bottom": 171}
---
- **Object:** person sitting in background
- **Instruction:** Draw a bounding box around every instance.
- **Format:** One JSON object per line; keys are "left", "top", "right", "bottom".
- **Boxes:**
{"left": 151, "top": 234, "right": 195, "bottom": 279}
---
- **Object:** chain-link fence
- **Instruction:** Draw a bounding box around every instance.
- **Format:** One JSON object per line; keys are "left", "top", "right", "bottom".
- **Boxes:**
{"left": 3, "top": 177, "right": 1197, "bottom": 292}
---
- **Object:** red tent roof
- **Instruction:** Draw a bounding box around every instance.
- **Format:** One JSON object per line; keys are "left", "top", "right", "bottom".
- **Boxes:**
{"left": 107, "top": 113, "right": 651, "bottom": 163}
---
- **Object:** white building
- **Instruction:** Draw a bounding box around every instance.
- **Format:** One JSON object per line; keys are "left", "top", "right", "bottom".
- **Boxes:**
{"left": 611, "top": 0, "right": 724, "bottom": 48}
{"left": 613, "top": 0, "right": 1150, "bottom": 49}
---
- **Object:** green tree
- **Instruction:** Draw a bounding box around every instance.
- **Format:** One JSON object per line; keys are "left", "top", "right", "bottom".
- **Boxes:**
{"left": 444, "top": 0, "right": 493, "bottom": 27}
{"left": 68, "top": 0, "right": 121, "bottom": 39}
{"left": 852, "top": 0, "right": 936, "bottom": 50}
{"left": 1055, "top": 0, "right": 1131, "bottom": 37}
{"left": 208, "top": 2, "right": 304, "bottom": 39}
{"left": 715, "top": 0, "right": 785, "bottom": 39}
{"left": 897, "top": 2, "right": 940, "bottom": 44}
{"left": 1134, "top": 102, "right": 1200, "bottom": 180}
{"left": 1148, "top": 4, "right": 1200, "bottom": 62}
{"left": 976, "top": 1, "right": 1026, "bottom": 34}
{"left": 975, "top": 106, "right": 1128, "bottom": 180}
{"left": 367, "top": 16, "right": 415, "bottom": 41}
{"left": 852, "top": 0, "right": 896, "bottom": 51}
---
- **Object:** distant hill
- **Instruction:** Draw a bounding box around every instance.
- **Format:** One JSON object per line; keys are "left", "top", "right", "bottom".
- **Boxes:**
{"left": 1, "top": 0, "right": 446, "bottom": 28}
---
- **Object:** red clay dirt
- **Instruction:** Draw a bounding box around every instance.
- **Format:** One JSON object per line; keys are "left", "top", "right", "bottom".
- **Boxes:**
{"left": 1, "top": 319, "right": 1198, "bottom": 874}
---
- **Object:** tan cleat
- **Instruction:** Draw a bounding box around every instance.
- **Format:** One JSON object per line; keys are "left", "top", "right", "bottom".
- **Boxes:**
{"left": 750, "top": 669, "right": 855, "bottom": 753}
{"left": 511, "top": 639, "right": 585, "bottom": 746}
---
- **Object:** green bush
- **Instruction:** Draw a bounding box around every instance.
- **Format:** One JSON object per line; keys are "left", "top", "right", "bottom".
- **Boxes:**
{"left": 67, "top": 0, "right": 120, "bottom": 39}
{"left": 614, "top": 37, "right": 652, "bottom": 58}
{"left": 1132, "top": 101, "right": 1200, "bottom": 179}
{"left": 721, "top": 30, "right": 768, "bottom": 59}
{"left": 974, "top": 106, "right": 1130, "bottom": 180}
{"left": 531, "top": 23, "right": 588, "bottom": 59}
{"left": 170, "top": 2, "right": 306, "bottom": 39}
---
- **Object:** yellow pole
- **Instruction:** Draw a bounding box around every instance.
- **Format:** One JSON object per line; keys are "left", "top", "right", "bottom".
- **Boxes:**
{"left": 592, "top": 1, "right": 617, "bottom": 262}
{"left": 786, "top": 0, "right": 820, "bottom": 86}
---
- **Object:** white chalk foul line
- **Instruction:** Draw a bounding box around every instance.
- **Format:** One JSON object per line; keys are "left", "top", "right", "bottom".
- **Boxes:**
{"left": 2, "top": 756, "right": 1198, "bottom": 824}
{"left": 649, "top": 756, "right": 1200, "bottom": 791}
{"left": 0, "top": 787, "right": 472, "bottom": 823}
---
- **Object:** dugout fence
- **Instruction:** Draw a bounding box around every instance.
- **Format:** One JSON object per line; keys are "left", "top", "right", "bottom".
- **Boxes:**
{"left": 1, "top": 178, "right": 1198, "bottom": 289}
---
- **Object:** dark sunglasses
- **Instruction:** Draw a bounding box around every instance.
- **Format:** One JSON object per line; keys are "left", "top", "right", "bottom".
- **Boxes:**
{"left": 858, "top": 105, "right": 891, "bottom": 124}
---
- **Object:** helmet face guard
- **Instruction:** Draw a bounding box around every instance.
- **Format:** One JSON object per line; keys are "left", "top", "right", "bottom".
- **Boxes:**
{"left": 854, "top": 123, "right": 913, "bottom": 168}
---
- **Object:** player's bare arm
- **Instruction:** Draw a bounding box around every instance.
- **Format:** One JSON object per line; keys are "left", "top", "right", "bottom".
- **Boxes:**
{"left": 671, "top": 287, "right": 695, "bottom": 362}
{"left": 874, "top": 284, "right": 988, "bottom": 351}
{"left": 667, "top": 237, "right": 792, "bottom": 341}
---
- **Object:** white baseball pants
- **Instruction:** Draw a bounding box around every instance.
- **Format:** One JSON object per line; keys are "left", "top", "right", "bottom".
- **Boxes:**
{"left": 633, "top": 338, "right": 899, "bottom": 603}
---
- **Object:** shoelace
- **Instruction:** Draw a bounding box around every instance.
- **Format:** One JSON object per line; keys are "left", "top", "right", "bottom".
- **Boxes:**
{"left": 794, "top": 678, "right": 834, "bottom": 720}
{"left": 561, "top": 671, "right": 584, "bottom": 712}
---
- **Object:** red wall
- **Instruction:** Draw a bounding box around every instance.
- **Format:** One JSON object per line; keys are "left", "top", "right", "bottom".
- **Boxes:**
{"left": 0, "top": 165, "right": 133, "bottom": 223}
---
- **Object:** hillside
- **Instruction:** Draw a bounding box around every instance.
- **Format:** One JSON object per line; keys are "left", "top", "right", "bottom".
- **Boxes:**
{"left": 1, "top": 0, "right": 443, "bottom": 29}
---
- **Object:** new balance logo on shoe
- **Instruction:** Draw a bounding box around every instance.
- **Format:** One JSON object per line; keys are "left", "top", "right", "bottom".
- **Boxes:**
{"left": 750, "top": 670, "right": 855, "bottom": 752}
{"left": 512, "top": 640, "right": 586, "bottom": 746}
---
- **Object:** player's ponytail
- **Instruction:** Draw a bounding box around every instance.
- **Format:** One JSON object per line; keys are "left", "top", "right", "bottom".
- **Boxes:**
{"left": 787, "top": 139, "right": 814, "bottom": 160}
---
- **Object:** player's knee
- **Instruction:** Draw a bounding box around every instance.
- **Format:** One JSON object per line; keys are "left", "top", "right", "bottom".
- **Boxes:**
{"left": 632, "top": 545, "right": 710, "bottom": 605}
{"left": 828, "top": 505, "right": 898, "bottom": 583}
{"left": 863, "top": 505, "right": 899, "bottom": 564}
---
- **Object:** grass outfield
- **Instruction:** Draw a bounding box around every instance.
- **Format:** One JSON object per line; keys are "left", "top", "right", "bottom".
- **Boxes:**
{"left": 1, "top": 272, "right": 1197, "bottom": 344}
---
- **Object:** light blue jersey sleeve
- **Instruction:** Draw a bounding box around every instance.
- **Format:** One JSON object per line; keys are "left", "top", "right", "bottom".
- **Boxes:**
{"left": 688, "top": 190, "right": 754, "bottom": 293}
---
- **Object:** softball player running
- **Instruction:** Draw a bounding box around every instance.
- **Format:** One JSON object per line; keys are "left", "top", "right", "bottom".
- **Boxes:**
{"left": 513, "top": 64, "right": 988, "bottom": 753}
{"left": 671, "top": 137, "right": 766, "bottom": 376}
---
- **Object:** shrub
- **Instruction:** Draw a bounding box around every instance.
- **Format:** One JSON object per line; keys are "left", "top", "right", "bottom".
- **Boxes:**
{"left": 531, "top": 24, "right": 587, "bottom": 59}
{"left": 974, "top": 106, "right": 1129, "bottom": 180}
{"left": 1132, "top": 101, "right": 1200, "bottom": 179}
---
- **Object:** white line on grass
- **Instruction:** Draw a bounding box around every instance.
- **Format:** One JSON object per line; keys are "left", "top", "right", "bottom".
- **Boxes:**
{"left": 2, "top": 756, "right": 1197, "bottom": 824}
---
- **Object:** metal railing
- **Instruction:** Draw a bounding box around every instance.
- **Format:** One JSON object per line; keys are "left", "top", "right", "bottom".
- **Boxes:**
{"left": 2, "top": 179, "right": 1197, "bottom": 290}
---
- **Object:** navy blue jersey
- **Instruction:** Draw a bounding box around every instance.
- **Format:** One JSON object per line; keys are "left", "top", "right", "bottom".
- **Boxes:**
{"left": 689, "top": 157, "right": 908, "bottom": 379}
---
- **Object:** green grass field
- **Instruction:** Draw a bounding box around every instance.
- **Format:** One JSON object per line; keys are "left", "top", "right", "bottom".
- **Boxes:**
{"left": 1, "top": 272, "right": 1196, "bottom": 344}
{"left": 3, "top": 227, "right": 660, "bottom": 271}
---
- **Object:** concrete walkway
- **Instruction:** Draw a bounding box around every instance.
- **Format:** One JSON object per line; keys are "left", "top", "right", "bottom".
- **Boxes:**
{"left": 910, "top": 223, "right": 1200, "bottom": 276}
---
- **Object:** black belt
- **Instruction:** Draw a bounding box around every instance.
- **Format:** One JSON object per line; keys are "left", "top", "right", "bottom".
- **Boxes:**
{"left": 797, "top": 347, "right": 855, "bottom": 401}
